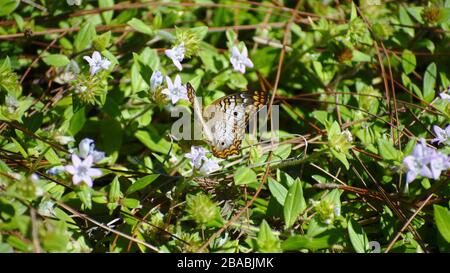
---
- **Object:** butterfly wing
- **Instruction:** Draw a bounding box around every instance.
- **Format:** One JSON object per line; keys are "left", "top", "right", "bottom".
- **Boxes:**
{"left": 187, "top": 83, "right": 267, "bottom": 159}
{"left": 204, "top": 90, "right": 267, "bottom": 158}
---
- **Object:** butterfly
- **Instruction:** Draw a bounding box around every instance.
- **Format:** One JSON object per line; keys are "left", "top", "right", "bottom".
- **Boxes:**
{"left": 186, "top": 83, "right": 267, "bottom": 159}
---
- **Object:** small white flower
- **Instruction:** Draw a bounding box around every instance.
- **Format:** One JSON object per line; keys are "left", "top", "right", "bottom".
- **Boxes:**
{"left": 67, "top": 0, "right": 82, "bottom": 6}
{"left": 342, "top": 129, "right": 353, "bottom": 142}
{"left": 83, "top": 51, "right": 111, "bottom": 75}
{"left": 55, "top": 60, "right": 80, "bottom": 84}
{"left": 150, "top": 70, "right": 164, "bottom": 90}
{"left": 5, "top": 95, "right": 19, "bottom": 113}
{"left": 432, "top": 125, "right": 450, "bottom": 145}
{"left": 230, "top": 45, "right": 253, "bottom": 74}
{"left": 78, "top": 138, "right": 94, "bottom": 159}
{"left": 77, "top": 138, "right": 105, "bottom": 163}
{"left": 47, "top": 166, "right": 66, "bottom": 176}
{"left": 54, "top": 135, "right": 75, "bottom": 145}
{"left": 185, "top": 146, "right": 207, "bottom": 169}
{"left": 334, "top": 206, "right": 341, "bottom": 217}
{"left": 161, "top": 75, "right": 188, "bottom": 104}
{"left": 184, "top": 146, "right": 221, "bottom": 175}
{"left": 65, "top": 154, "right": 102, "bottom": 187}
{"left": 199, "top": 158, "right": 220, "bottom": 175}
{"left": 75, "top": 84, "right": 87, "bottom": 94}
{"left": 165, "top": 43, "right": 185, "bottom": 71}
{"left": 439, "top": 92, "right": 450, "bottom": 102}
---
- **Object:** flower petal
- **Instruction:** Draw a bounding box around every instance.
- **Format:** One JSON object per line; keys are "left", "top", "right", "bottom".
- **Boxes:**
{"left": 92, "top": 51, "right": 101, "bottom": 62}
{"left": 84, "top": 155, "right": 94, "bottom": 167}
{"left": 65, "top": 165, "right": 76, "bottom": 174}
{"left": 72, "top": 174, "right": 81, "bottom": 185}
{"left": 87, "top": 168, "right": 102, "bottom": 177}
{"left": 72, "top": 154, "right": 81, "bottom": 166}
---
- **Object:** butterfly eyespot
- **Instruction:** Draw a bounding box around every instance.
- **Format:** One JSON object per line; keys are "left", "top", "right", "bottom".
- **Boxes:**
{"left": 234, "top": 112, "right": 238, "bottom": 116}
{"left": 221, "top": 142, "right": 225, "bottom": 146}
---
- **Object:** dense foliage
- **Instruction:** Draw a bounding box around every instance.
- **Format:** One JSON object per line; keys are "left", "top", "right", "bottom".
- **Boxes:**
{"left": 0, "top": 0, "right": 450, "bottom": 253}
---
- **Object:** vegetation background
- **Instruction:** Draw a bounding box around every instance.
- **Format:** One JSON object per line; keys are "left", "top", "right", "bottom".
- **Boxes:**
{"left": 0, "top": 0, "right": 450, "bottom": 253}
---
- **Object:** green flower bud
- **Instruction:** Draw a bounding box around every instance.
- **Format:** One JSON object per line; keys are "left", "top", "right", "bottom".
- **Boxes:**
{"left": 185, "top": 193, "right": 223, "bottom": 228}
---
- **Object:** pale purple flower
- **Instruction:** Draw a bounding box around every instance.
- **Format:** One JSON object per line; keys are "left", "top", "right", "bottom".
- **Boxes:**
{"left": 403, "top": 139, "right": 450, "bottom": 183}
{"left": 440, "top": 91, "right": 450, "bottom": 102}
{"left": 77, "top": 138, "right": 105, "bottom": 163}
{"left": 432, "top": 125, "right": 450, "bottom": 145}
{"left": 47, "top": 166, "right": 65, "bottom": 176}
{"left": 65, "top": 154, "right": 102, "bottom": 187}
{"left": 67, "top": 0, "right": 82, "bottom": 5}
{"left": 199, "top": 158, "right": 220, "bottom": 175}
{"left": 185, "top": 146, "right": 221, "bottom": 175}
{"left": 54, "top": 135, "right": 75, "bottom": 145}
{"left": 185, "top": 146, "right": 207, "bottom": 169}
{"left": 83, "top": 51, "right": 111, "bottom": 75}
{"left": 150, "top": 70, "right": 164, "bottom": 90}
{"left": 161, "top": 75, "right": 188, "bottom": 104}
{"left": 429, "top": 153, "right": 450, "bottom": 180}
{"left": 230, "top": 45, "right": 253, "bottom": 74}
{"left": 165, "top": 43, "right": 185, "bottom": 71}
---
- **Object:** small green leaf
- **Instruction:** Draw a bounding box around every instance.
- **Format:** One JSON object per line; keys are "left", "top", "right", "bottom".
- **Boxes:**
{"left": 234, "top": 167, "right": 257, "bottom": 185}
{"left": 283, "top": 179, "right": 306, "bottom": 229}
{"left": 282, "top": 235, "right": 331, "bottom": 251}
{"left": 99, "top": 0, "right": 114, "bottom": 24}
{"left": 256, "top": 220, "right": 281, "bottom": 253}
{"left": 76, "top": 185, "right": 92, "bottom": 210}
{"left": 74, "top": 22, "right": 96, "bottom": 52}
{"left": 434, "top": 205, "right": 450, "bottom": 243}
{"left": 348, "top": 218, "right": 369, "bottom": 253}
{"left": 68, "top": 106, "right": 86, "bottom": 135}
{"left": 0, "top": 0, "right": 19, "bottom": 16}
{"left": 109, "top": 176, "right": 122, "bottom": 203}
{"left": 43, "top": 54, "right": 70, "bottom": 67}
{"left": 134, "top": 129, "right": 171, "bottom": 154}
{"left": 127, "top": 18, "right": 154, "bottom": 36}
{"left": 268, "top": 177, "right": 288, "bottom": 206}
{"left": 122, "top": 198, "right": 141, "bottom": 209}
{"left": 401, "top": 50, "right": 416, "bottom": 75}
{"left": 127, "top": 174, "right": 159, "bottom": 194}
{"left": 423, "top": 62, "right": 437, "bottom": 103}
{"left": 377, "top": 138, "right": 401, "bottom": 161}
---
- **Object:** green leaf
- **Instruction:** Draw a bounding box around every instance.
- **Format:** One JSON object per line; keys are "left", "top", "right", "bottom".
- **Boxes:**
{"left": 282, "top": 235, "right": 331, "bottom": 251}
{"left": 377, "top": 138, "right": 401, "bottom": 161}
{"left": 127, "top": 18, "right": 154, "bottom": 36}
{"left": 350, "top": 1, "right": 357, "bottom": 21}
{"left": 0, "top": 0, "right": 19, "bottom": 16}
{"left": 434, "top": 205, "right": 450, "bottom": 243}
{"left": 68, "top": 106, "right": 86, "bottom": 135}
{"left": 109, "top": 176, "right": 122, "bottom": 203}
{"left": 268, "top": 177, "right": 287, "bottom": 206}
{"left": 44, "top": 147, "right": 61, "bottom": 165}
{"left": 134, "top": 129, "right": 171, "bottom": 154}
{"left": 283, "top": 179, "right": 306, "bottom": 229}
{"left": 257, "top": 220, "right": 281, "bottom": 253}
{"left": 423, "top": 62, "right": 437, "bottom": 103}
{"left": 401, "top": 50, "right": 416, "bottom": 75}
{"left": 234, "top": 167, "right": 257, "bottom": 185}
{"left": 74, "top": 22, "right": 96, "bottom": 52}
{"left": 99, "top": 0, "right": 114, "bottom": 24}
{"left": 43, "top": 54, "right": 70, "bottom": 67}
{"left": 127, "top": 174, "right": 159, "bottom": 194}
{"left": 76, "top": 185, "right": 92, "bottom": 210}
{"left": 348, "top": 218, "right": 369, "bottom": 253}
{"left": 122, "top": 198, "right": 141, "bottom": 209}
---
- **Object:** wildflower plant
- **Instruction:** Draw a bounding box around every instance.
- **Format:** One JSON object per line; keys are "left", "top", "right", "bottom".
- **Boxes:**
{"left": 1, "top": 1, "right": 450, "bottom": 255}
